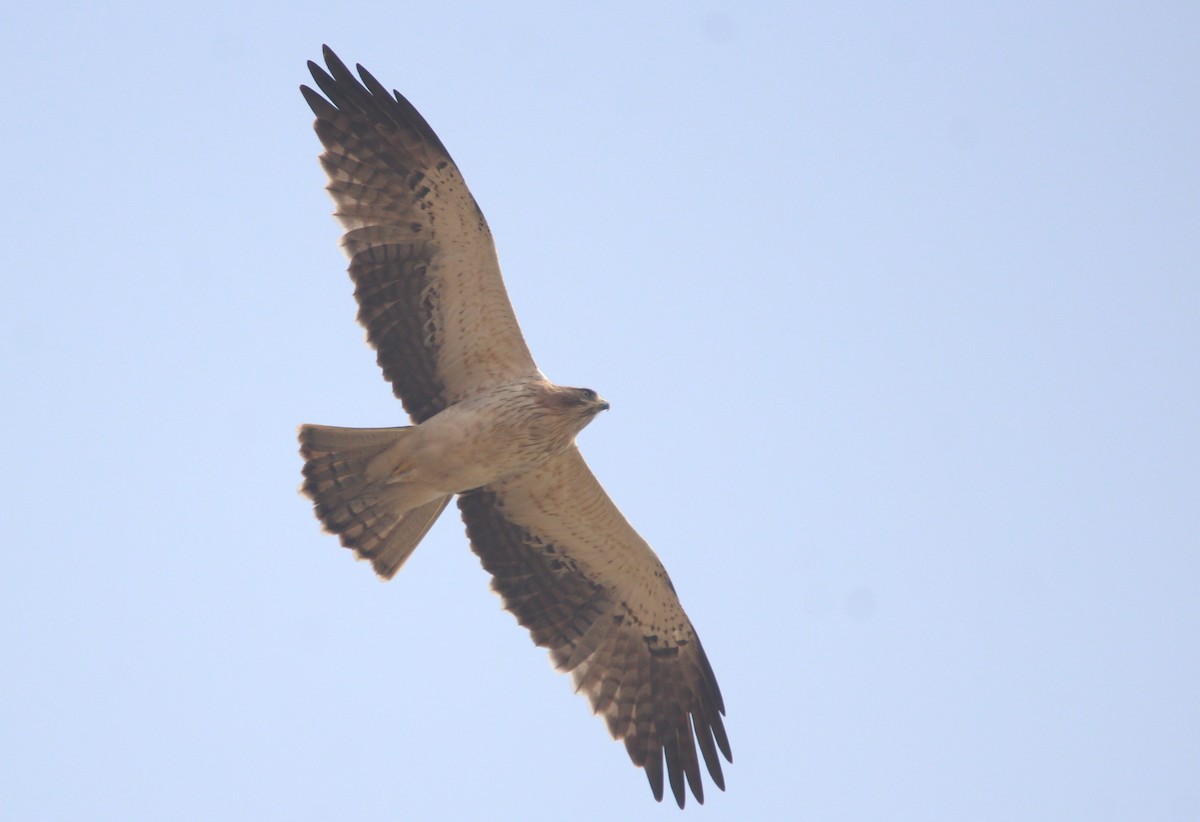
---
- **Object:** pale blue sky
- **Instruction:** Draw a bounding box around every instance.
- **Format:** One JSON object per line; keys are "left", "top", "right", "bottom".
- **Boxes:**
{"left": 3, "top": 2, "right": 1198, "bottom": 820}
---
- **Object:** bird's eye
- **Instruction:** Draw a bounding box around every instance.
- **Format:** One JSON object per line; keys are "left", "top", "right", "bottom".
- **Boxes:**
{"left": 581, "top": 389, "right": 597, "bottom": 401}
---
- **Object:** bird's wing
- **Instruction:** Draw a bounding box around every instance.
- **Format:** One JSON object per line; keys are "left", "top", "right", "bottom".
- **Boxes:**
{"left": 302, "top": 46, "right": 539, "bottom": 423}
{"left": 457, "top": 448, "right": 731, "bottom": 808}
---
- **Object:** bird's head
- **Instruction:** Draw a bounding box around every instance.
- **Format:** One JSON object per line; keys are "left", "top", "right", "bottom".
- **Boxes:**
{"left": 573, "top": 387, "right": 610, "bottom": 416}
{"left": 540, "top": 385, "right": 610, "bottom": 424}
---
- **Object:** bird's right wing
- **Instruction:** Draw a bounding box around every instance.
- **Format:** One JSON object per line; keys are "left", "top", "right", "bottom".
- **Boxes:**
{"left": 302, "top": 46, "right": 540, "bottom": 423}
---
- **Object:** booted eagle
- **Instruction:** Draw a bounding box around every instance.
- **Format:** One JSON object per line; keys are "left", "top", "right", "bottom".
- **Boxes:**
{"left": 297, "top": 46, "right": 731, "bottom": 807}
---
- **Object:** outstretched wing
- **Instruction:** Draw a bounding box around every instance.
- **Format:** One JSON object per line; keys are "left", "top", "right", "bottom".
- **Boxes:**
{"left": 302, "top": 46, "right": 539, "bottom": 423}
{"left": 458, "top": 449, "right": 732, "bottom": 808}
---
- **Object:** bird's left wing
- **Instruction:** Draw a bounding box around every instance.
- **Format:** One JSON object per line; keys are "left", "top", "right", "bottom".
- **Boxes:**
{"left": 457, "top": 449, "right": 731, "bottom": 807}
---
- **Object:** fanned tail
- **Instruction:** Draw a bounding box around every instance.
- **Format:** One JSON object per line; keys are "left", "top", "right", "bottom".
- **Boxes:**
{"left": 298, "top": 424, "right": 451, "bottom": 578}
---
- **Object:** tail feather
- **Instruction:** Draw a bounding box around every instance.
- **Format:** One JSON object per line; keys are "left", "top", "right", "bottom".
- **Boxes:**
{"left": 299, "top": 423, "right": 450, "bottom": 579}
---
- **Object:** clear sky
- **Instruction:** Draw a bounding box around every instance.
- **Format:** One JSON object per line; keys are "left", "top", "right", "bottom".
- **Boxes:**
{"left": 3, "top": 2, "right": 1198, "bottom": 820}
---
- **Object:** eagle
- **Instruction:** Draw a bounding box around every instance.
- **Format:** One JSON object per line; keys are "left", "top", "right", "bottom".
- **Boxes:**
{"left": 297, "top": 46, "right": 731, "bottom": 808}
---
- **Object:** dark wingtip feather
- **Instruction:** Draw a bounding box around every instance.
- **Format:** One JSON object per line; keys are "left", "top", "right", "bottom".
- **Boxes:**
{"left": 643, "top": 753, "right": 665, "bottom": 803}
{"left": 320, "top": 44, "right": 351, "bottom": 78}
{"left": 713, "top": 714, "right": 733, "bottom": 763}
{"left": 663, "top": 734, "right": 686, "bottom": 807}
{"left": 355, "top": 62, "right": 385, "bottom": 95}
{"left": 299, "top": 84, "right": 338, "bottom": 120}
{"left": 695, "top": 719, "right": 726, "bottom": 790}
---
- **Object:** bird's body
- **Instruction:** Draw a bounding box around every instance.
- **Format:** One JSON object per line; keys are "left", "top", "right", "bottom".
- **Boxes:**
{"left": 297, "top": 46, "right": 731, "bottom": 807}
{"left": 310, "top": 379, "right": 601, "bottom": 498}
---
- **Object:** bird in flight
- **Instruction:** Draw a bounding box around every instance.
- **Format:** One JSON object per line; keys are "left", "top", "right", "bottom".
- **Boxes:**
{"left": 297, "top": 46, "right": 731, "bottom": 807}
